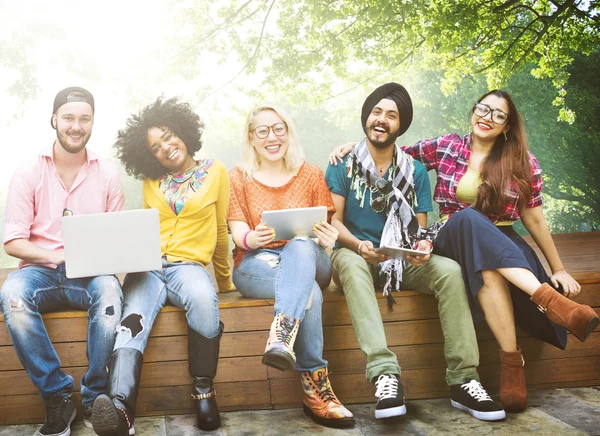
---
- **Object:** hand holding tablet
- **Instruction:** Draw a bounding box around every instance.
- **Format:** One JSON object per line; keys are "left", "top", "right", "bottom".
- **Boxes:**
{"left": 374, "top": 245, "right": 430, "bottom": 261}
{"left": 261, "top": 206, "right": 328, "bottom": 241}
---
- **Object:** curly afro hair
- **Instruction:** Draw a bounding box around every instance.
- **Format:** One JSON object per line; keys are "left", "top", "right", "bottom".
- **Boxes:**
{"left": 114, "top": 97, "right": 205, "bottom": 180}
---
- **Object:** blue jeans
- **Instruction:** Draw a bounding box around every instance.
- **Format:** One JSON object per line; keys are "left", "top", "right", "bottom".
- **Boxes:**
{"left": 232, "top": 238, "right": 329, "bottom": 372}
{"left": 113, "top": 261, "right": 220, "bottom": 353}
{"left": 0, "top": 265, "right": 123, "bottom": 406}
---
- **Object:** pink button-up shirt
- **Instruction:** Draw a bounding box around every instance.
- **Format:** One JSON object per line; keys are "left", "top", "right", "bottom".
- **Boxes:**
{"left": 4, "top": 145, "right": 125, "bottom": 269}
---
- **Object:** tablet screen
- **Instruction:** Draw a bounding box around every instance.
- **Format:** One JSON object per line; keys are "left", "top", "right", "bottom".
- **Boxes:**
{"left": 261, "top": 206, "right": 327, "bottom": 241}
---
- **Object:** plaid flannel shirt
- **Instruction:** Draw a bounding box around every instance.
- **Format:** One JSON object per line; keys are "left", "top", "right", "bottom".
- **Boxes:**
{"left": 401, "top": 133, "right": 543, "bottom": 223}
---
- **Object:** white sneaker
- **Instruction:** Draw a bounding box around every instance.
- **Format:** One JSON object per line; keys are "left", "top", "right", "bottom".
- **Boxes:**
{"left": 374, "top": 374, "right": 407, "bottom": 418}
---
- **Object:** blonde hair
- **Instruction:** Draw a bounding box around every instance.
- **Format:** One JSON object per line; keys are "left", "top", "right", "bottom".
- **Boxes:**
{"left": 239, "top": 104, "right": 305, "bottom": 176}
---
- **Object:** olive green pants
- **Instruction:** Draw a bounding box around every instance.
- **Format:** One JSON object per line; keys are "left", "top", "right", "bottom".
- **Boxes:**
{"left": 331, "top": 248, "right": 480, "bottom": 385}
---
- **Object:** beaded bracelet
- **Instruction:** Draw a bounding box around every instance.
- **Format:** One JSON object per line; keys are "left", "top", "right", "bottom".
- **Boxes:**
{"left": 242, "top": 229, "right": 254, "bottom": 251}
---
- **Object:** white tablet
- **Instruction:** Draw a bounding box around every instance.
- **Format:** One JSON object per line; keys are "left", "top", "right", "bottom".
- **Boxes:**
{"left": 374, "top": 245, "right": 429, "bottom": 260}
{"left": 261, "top": 206, "right": 328, "bottom": 241}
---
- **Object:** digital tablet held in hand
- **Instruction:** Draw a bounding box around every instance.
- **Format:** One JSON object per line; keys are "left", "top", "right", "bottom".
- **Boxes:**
{"left": 374, "top": 246, "right": 429, "bottom": 260}
{"left": 261, "top": 206, "right": 327, "bottom": 241}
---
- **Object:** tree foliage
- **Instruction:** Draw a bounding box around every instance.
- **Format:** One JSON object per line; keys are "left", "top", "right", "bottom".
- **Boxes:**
{"left": 179, "top": 0, "right": 599, "bottom": 120}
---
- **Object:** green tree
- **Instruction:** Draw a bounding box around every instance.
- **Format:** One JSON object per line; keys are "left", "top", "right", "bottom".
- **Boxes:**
{"left": 178, "top": 0, "right": 599, "bottom": 121}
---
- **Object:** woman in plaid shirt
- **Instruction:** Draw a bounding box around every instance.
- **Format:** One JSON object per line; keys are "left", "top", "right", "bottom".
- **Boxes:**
{"left": 330, "top": 89, "right": 599, "bottom": 414}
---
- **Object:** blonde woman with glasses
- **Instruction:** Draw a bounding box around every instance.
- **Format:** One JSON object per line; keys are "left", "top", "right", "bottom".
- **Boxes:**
{"left": 227, "top": 104, "right": 355, "bottom": 428}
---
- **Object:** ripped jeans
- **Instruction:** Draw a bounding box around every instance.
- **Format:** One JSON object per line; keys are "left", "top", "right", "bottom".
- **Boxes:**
{"left": 113, "top": 261, "right": 220, "bottom": 353}
{"left": 232, "top": 238, "right": 330, "bottom": 372}
{"left": 0, "top": 265, "right": 123, "bottom": 406}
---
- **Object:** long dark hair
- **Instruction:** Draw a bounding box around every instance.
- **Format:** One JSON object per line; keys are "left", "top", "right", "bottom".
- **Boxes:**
{"left": 474, "top": 90, "right": 532, "bottom": 217}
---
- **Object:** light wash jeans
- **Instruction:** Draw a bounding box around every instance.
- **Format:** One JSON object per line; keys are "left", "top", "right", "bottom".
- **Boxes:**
{"left": 113, "top": 260, "right": 220, "bottom": 353}
{"left": 232, "top": 238, "right": 329, "bottom": 372}
{"left": 0, "top": 264, "right": 123, "bottom": 406}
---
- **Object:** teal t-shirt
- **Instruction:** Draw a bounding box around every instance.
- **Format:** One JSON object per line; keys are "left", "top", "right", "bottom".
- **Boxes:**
{"left": 325, "top": 154, "right": 432, "bottom": 248}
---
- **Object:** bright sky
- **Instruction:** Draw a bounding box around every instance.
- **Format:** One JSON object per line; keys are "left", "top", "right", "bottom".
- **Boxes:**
{"left": 0, "top": 0, "right": 262, "bottom": 186}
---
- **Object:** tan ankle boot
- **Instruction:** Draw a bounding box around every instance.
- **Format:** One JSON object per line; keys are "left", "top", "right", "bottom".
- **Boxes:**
{"left": 262, "top": 313, "right": 299, "bottom": 371}
{"left": 499, "top": 348, "right": 527, "bottom": 412}
{"left": 300, "top": 367, "right": 355, "bottom": 428}
{"left": 530, "top": 283, "right": 599, "bottom": 342}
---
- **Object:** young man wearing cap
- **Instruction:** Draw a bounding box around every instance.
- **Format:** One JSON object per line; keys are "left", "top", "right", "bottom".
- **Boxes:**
{"left": 325, "top": 83, "right": 505, "bottom": 421}
{"left": 0, "top": 87, "right": 125, "bottom": 436}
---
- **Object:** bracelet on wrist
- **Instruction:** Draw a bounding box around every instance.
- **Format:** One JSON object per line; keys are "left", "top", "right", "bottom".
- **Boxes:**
{"left": 242, "top": 229, "right": 254, "bottom": 251}
{"left": 357, "top": 240, "right": 366, "bottom": 255}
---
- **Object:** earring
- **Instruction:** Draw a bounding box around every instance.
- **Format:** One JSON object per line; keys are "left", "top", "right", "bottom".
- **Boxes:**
{"left": 503, "top": 131, "right": 508, "bottom": 140}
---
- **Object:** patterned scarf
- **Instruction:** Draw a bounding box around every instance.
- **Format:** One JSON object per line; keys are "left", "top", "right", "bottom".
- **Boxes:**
{"left": 159, "top": 159, "right": 213, "bottom": 215}
{"left": 348, "top": 139, "right": 420, "bottom": 309}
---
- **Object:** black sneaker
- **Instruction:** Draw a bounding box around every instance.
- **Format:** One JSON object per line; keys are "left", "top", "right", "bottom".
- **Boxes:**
{"left": 83, "top": 405, "right": 93, "bottom": 429}
{"left": 39, "top": 395, "right": 76, "bottom": 436}
{"left": 374, "top": 374, "right": 406, "bottom": 418}
{"left": 451, "top": 379, "right": 506, "bottom": 421}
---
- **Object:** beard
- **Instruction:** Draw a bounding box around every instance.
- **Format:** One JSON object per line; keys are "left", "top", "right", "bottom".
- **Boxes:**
{"left": 367, "top": 123, "right": 400, "bottom": 149}
{"left": 56, "top": 129, "right": 91, "bottom": 154}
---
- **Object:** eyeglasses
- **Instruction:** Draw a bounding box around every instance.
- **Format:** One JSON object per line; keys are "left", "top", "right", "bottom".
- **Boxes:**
{"left": 472, "top": 103, "right": 509, "bottom": 125}
{"left": 371, "top": 178, "right": 393, "bottom": 213}
{"left": 253, "top": 123, "right": 288, "bottom": 139}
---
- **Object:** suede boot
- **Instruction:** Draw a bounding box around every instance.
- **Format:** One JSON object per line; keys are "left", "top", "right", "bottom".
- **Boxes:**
{"left": 188, "top": 322, "right": 224, "bottom": 431}
{"left": 92, "top": 347, "right": 143, "bottom": 436}
{"left": 499, "top": 348, "right": 527, "bottom": 412}
{"left": 531, "top": 283, "right": 599, "bottom": 342}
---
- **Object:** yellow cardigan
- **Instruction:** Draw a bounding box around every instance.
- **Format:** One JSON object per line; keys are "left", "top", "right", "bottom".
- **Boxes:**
{"left": 142, "top": 159, "right": 233, "bottom": 291}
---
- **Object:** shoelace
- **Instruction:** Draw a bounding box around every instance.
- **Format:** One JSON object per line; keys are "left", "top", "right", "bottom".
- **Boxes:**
{"left": 276, "top": 316, "right": 295, "bottom": 344}
{"left": 461, "top": 380, "right": 493, "bottom": 402}
{"left": 312, "top": 371, "right": 337, "bottom": 403}
{"left": 375, "top": 374, "right": 398, "bottom": 400}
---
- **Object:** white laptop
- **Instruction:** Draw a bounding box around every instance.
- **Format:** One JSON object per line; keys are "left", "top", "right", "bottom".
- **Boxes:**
{"left": 62, "top": 209, "right": 162, "bottom": 278}
{"left": 261, "top": 206, "right": 327, "bottom": 241}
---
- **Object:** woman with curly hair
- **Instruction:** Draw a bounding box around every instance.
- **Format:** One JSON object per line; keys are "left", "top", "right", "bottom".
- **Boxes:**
{"left": 329, "top": 89, "right": 599, "bottom": 413}
{"left": 227, "top": 104, "right": 355, "bottom": 428}
{"left": 92, "top": 97, "right": 232, "bottom": 435}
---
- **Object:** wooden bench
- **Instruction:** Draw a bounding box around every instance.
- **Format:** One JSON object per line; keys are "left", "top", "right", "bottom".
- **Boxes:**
{"left": 1, "top": 232, "right": 599, "bottom": 425}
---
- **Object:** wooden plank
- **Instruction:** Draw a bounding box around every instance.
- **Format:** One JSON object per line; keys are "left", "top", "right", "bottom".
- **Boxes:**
{"left": 0, "top": 380, "right": 271, "bottom": 426}
{"left": 0, "top": 355, "right": 267, "bottom": 396}
{"left": 322, "top": 294, "right": 440, "bottom": 326}
{"left": 269, "top": 355, "right": 600, "bottom": 407}
{"left": 268, "top": 332, "right": 600, "bottom": 380}
{"left": 0, "top": 330, "right": 267, "bottom": 370}
{"left": 3, "top": 315, "right": 598, "bottom": 371}
{"left": 478, "top": 356, "right": 600, "bottom": 390}
{"left": 5, "top": 332, "right": 597, "bottom": 396}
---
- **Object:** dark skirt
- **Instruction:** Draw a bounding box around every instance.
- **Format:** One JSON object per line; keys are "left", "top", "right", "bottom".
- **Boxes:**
{"left": 434, "top": 207, "right": 567, "bottom": 350}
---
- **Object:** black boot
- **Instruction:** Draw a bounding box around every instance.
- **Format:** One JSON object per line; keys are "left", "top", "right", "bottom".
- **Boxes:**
{"left": 188, "top": 322, "right": 224, "bottom": 431}
{"left": 92, "top": 348, "right": 143, "bottom": 436}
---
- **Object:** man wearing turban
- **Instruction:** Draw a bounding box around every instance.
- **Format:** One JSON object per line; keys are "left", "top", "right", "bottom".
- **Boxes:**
{"left": 325, "top": 83, "right": 505, "bottom": 421}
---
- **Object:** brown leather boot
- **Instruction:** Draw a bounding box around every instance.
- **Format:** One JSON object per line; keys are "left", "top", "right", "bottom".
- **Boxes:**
{"left": 530, "top": 283, "right": 599, "bottom": 342}
{"left": 300, "top": 367, "right": 355, "bottom": 428}
{"left": 499, "top": 348, "right": 527, "bottom": 412}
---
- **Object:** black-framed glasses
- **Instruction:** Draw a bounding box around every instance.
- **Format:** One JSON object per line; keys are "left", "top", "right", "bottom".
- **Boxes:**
{"left": 253, "top": 123, "right": 288, "bottom": 139}
{"left": 472, "top": 103, "right": 509, "bottom": 125}
{"left": 371, "top": 178, "right": 393, "bottom": 213}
